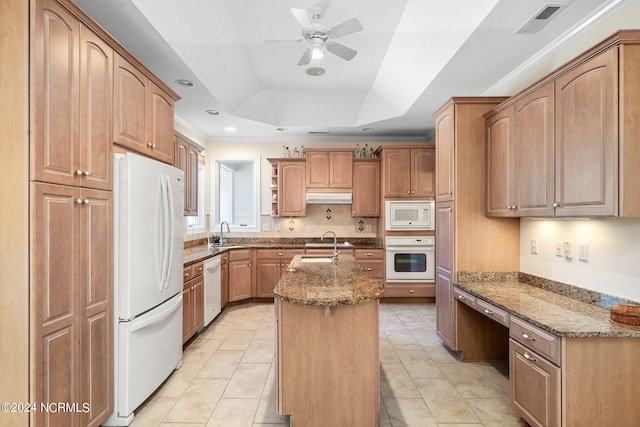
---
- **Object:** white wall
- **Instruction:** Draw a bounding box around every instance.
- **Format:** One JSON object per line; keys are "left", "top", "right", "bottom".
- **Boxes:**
{"left": 520, "top": 219, "right": 640, "bottom": 303}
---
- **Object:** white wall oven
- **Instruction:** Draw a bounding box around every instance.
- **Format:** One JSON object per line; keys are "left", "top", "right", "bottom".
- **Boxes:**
{"left": 385, "top": 200, "right": 435, "bottom": 231}
{"left": 385, "top": 236, "right": 435, "bottom": 283}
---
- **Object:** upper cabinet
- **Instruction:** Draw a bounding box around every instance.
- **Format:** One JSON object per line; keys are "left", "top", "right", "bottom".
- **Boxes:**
{"left": 32, "top": 3, "right": 112, "bottom": 190}
{"left": 435, "top": 108, "right": 455, "bottom": 202}
{"left": 377, "top": 146, "right": 435, "bottom": 199}
{"left": 352, "top": 159, "right": 380, "bottom": 217}
{"left": 175, "top": 132, "right": 203, "bottom": 216}
{"left": 486, "top": 31, "right": 640, "bottom": 217}
{"left": 305, "top": 148, "right": 353, "bottom": 189}
{"left": 113, "top": 53, "right": 178, "bottom": 164}
{"left": 486, "top": 83, "right": 555, "bottom": 217}
{"left": 269, "top": 159, "right": 306, "bottom": 217}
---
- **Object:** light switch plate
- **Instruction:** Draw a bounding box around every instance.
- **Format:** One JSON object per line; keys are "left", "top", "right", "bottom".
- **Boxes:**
{"left": 578, "top": 243, "right": 588, "bottom": 262}
{"left": 275, "top": 223, "right": 280, "bottom": 231}
{"left": 262, "top": 223, "right": 270, "bottom": 231}
{"left": 530, "top": 238, "right": 539, "bottom": 254}
{"left": 564, "top": 241, "right": 573, "bottom": 259}
{"left": 555, "top": 241, "right": 563, "bottom": 257}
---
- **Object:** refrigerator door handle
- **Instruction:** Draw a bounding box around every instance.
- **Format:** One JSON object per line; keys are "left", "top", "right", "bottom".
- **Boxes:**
{"left": 164, "top": 175, "right": 175, "bottom": 291}
{"left": 129, "top": 294, "right": 182, "bottom": 333}
{"left": 159, "top": 175, "right": 171, "bottom": 289}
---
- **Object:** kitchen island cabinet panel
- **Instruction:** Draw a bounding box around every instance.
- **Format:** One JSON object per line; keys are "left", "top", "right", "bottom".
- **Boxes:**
{"left": 255, "top": 249, "right": 301, "bottom": 298}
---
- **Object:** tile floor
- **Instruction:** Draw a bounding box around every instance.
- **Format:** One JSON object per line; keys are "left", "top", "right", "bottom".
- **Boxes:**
{"left": 129, "top": 302, "right": 526, "bottom": 427}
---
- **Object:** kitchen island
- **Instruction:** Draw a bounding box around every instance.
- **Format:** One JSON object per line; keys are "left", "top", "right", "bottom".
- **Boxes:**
{"left": 273, "top": 254, "right": 383, "bottom": 427}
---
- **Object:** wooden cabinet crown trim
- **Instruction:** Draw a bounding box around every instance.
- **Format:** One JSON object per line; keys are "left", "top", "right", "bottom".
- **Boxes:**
{"left": 52, "top": 0, "right": 180, "bottom": 101}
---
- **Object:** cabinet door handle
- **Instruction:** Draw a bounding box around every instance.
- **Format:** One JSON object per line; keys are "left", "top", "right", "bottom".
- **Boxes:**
{"left": 76, "top": 198, "right": 83, "bottom": 204}
{"left": 83, "top": 198, "right": 90, "bottom": 204}
{"left": 76, "top": 169, "right": 84, "bottom": 176}
{"left": 408, "top": 289, "right": 416, "bottom": 293}
{"left": 553, "top": 201, "right": 560, "bottom": 208}
{"left": 523, "top": 352, "right": 537, "bottom": 363}
{"left": 353, "top": 210, "right": 356, "bottom": 214}
{"left": 407, "top": 190, "right": 411, "bottom": 194}
{"left": 184, "top": 272, "right": 190, "bottom": 277}
{"left": 447, "top": 191, "right": 452, "bottom": 195}
{"left": 522, "top": 332, "right": 536, "bottom": 342}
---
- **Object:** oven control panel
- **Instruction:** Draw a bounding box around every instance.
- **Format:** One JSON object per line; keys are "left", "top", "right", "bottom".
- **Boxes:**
{"left": 386, "top": 236, "right": 435, "bottom": 247}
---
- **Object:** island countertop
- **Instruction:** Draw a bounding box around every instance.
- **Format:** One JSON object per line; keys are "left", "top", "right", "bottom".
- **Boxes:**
{"left": 273, "top": 254, "right": 383, "bottom": 306}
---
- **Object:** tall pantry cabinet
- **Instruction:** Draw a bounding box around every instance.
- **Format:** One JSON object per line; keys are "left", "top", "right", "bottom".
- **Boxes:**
{"left": 1, "top": 0, "right": 178, "bottom": 426}
{"left": 433, "top": 98, "right": 520, "bottom": 351}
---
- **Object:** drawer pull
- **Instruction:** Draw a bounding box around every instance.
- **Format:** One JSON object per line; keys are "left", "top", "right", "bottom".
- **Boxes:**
{"left": 408, "top": 289, "right": 416, "bottom": 293}
{"left": 278, "top": 252, "right": 283, "bottom": 256}
{"left": 364, "top": 267, "right": 373, "bottom": 271}
{"left": 484, "top": 309, "right": 494, "bottom": 315}
{"left": 184, "top": 272, "right": 189, "bottom": 277}
{"left": 522, "top": 333, "right": 536, "bottom": 342}
{"left": 523, "top": 352, "right": 537, "bottom": 363}
{"left": 458, "top": 295, "right": 466, "bottom": 300}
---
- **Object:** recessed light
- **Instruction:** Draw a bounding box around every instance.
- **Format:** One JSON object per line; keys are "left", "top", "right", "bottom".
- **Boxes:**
{"left": 205, "top": 110, "right": 221, "bottom": 116}
{"left": 225, "top": 126, "right": 236, "bottom": 132}
{"left": 276, "top": 128, "right": 288, "bottom": 132}
{"left": 306, "top": 67, "right": 326, "bottom": 76}
{"left": 175, "top": 79, "right": 195, "bottom": 88}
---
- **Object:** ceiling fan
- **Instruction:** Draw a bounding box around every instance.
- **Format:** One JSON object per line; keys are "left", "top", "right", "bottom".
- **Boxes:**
{"left": 266, "top": 6, "right": 363, "bottom": 66}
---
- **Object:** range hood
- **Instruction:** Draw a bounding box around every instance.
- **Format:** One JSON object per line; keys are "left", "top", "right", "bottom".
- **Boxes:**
{"left": 306, "top": 192, "right": 353, "bottom": 205}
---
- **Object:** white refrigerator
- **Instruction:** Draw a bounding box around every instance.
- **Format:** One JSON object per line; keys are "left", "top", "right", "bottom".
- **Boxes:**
{"left": 105, "top": 153, "right": 184, "bottom": 426}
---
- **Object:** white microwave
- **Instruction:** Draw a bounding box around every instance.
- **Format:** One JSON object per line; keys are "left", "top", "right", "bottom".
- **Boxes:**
{"left": 385, "top": 200, "right": 435, "bottom": 231}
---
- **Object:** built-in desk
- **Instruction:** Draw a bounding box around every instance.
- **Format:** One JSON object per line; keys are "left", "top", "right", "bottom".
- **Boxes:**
{"left": 454, "top": 279, "right": 640, "bottom": 427}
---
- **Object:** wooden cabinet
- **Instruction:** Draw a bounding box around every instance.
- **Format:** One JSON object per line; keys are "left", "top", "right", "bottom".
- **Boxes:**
{"left": 352, "top": 159, "right": 380, "bottom": 217}
{"left": 269, "top": 159, "right": 306, "bottom": 217}
{"left": 554, "top": 49, "right": 616, "bottom": 217}
{"left": 33, "top": 2, "right": 112, "bottom": 191}
{"left": 486, "top": 32, "right": 640, "bottom": 218}
{"left": 32, "top": 182, "right": 113, "bottom": 427}
{"left": 113, "top": 54, "right": 177, "bottom": 164}
{"left": 182, "top": 261, "right": 204, "bottom": 344}
{"left": 354, "top": 249, "right": 383, "bottom": 285}
{"left": 305, "top": 148, "right": 353, "bottom": 189}
{"left": 432, "top": 98, "right": 519, "bottom": 352}
{"left": 228, "top": 249, "right": 252, "bottom": 302}
{"left": 378, "top": 146, "right": 435, "bottom": 199}
{"left": 175, "top": 132, "right": 202, "bottom": 216}
{"left": 255, "top": 249, "right": 302, "bottom": 298}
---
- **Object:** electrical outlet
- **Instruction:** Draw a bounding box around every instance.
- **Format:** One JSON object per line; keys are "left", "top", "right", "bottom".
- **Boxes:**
{"left": 578, "top": 243, "right": 588, "bottom": 262}
{"left": 262, "top": 223, "right": 270, "bottom": 231}
{"left": 555, "top": 241, "right": 563, "bottom": 257}
{"left": 530, "top": 238, "right": 538, "bottom": 254}
{"left": 564, "top": 241, "right": 573, "bottom": 259}
{"left": 275, "top": 223, "right": 280, "bottom": 231}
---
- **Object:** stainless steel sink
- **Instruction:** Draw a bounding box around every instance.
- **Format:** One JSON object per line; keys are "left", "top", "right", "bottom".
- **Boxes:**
{"left": 304, "top": 242, "right": 353, "bottom": 248}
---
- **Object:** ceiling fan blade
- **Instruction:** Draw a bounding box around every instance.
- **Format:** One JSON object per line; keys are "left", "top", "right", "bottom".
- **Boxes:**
{"left": 297, "top": 48, "right": 313, "bottom": 66}
{"left": 265, "top": 38, "right": 303, "bottom": 44}
{"left": 326, "top": 41, "right": 357, "bottom": 61}
{"left": 291, "top": 8, "right": 315, "bottom": 30}
{"left": 328, "top": 18, "right": 363, "bottom": 38}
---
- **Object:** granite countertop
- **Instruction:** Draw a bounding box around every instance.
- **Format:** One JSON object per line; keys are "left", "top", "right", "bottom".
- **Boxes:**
{"left": 273, "top": 254, "right": 383, "bottom": 306}
{"left": 183, "top": 240, "right": 383, "bottom": 265}
{"left": 455, "top": 279, "right": 640, "bottom": 338}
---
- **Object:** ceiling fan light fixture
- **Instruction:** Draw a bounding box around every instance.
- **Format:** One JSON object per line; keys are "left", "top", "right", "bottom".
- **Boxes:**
{"left": 306, "top": 67, "right": 326, "bottom": 76}
{"left": 311, "top": 48, "right": 325, "bottom": 59}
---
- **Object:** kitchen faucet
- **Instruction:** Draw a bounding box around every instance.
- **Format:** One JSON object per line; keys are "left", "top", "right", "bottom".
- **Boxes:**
{"left": 321, "top": 230, "right": 340, "bottom": 262}
{"left": 207, "top": 231, "right": 215, "bottom": 248}
{"left": 220, "top": 221, "right": 230, "bottom": 246}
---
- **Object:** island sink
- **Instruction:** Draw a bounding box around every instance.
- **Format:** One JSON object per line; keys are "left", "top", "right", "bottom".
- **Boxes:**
{"left": 298, "top": 255, "right": 334, "bottom": 263}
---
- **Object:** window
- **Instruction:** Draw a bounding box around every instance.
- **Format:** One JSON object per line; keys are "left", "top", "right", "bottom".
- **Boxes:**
{"left": 186, "top": 155, "right": 206, "bottom": 234}
{"left": 211, "top": 157, "right": 260, "bottom": 232}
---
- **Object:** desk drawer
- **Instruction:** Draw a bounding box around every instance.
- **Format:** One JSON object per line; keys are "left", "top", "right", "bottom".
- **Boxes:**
{"left": 510, "top": 316, "right": 561, "bottom": 366}
{"left": 477, "top": 299, "right": 509, "bottom": 327}
{"left": 453, "top": 287, "right": 476, "bottom": 309}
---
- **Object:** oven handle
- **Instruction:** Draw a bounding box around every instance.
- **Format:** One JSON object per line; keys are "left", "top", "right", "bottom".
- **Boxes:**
{"left": 386, "top": 246, "right": 435, "bottom": 251}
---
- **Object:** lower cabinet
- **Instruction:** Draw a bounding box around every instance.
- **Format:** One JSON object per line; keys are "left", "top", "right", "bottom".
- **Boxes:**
{"left": 182, "top": 261, "right": 204, "bottom": 344}
{"left": 255, "top": 249, "right": 302, "bottom": 298}
{"left": 509, "top": 339, "right": 560, "bottom": 427}
{"left": 228, "top": 249, "right": 252, "bottom": 302}
{"left": 31, "top": 183, "right": 114, "bottom": 427}
{"left": 354, "top": 249, "right": 383, "bottom": 285}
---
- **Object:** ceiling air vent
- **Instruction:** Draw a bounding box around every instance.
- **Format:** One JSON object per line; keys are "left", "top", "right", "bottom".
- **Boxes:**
{"left": 515, "top": 3, "right": 568, "bottom": 34}
{"left": 308, "top": 131, "right": 330, "bottom": 135}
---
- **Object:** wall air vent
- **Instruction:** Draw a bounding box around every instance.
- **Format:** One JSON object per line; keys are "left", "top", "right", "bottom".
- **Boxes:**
{"left": 515, "top": 3, "right": 568, "bottom": 34}
{"left": 308, "top": 131, "right": 330, "bottom": 135}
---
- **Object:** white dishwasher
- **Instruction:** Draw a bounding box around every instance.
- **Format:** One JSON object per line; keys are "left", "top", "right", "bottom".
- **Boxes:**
{"left": 204, "top": 256, "right": 222, "bottom": 326}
